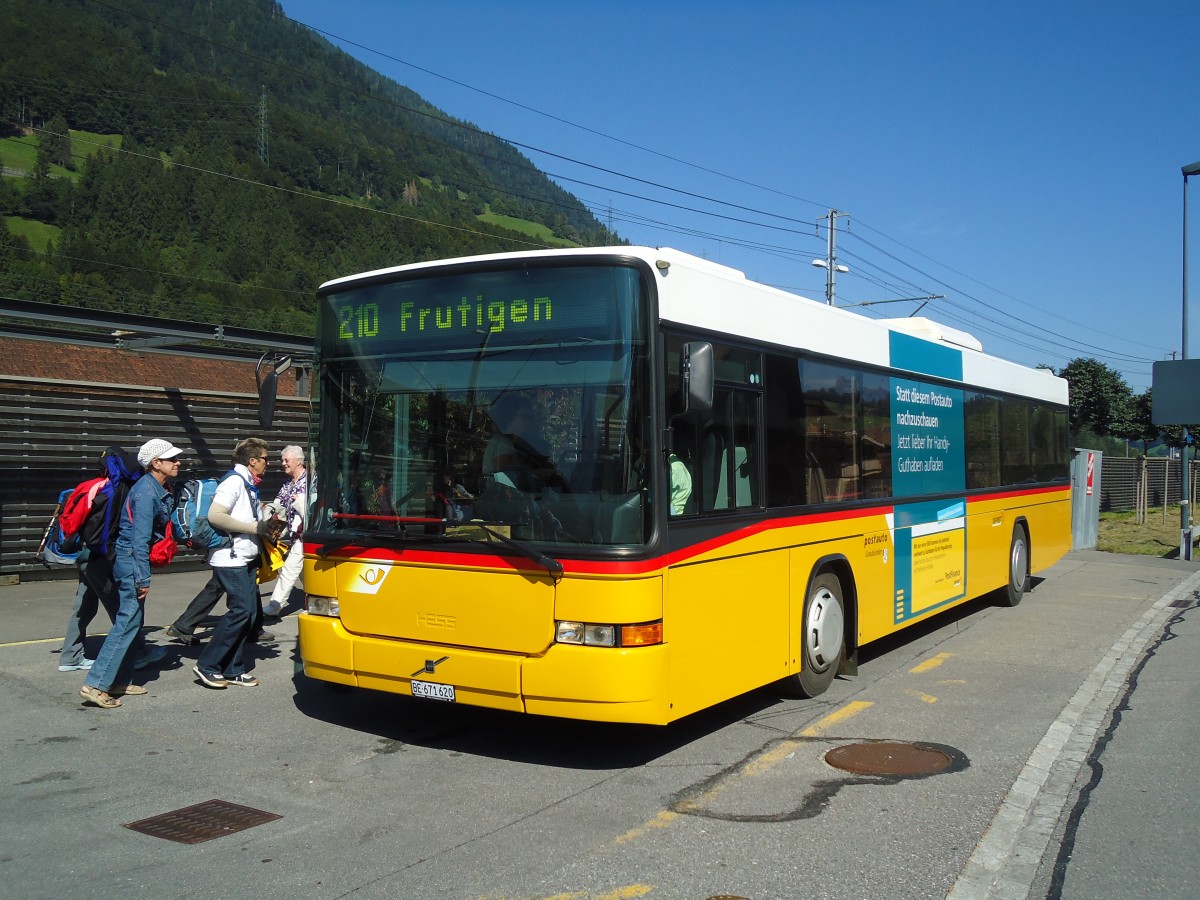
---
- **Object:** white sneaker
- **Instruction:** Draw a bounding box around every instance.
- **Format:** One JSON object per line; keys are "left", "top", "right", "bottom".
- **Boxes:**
{"left": 59, "top": 658, "right": 95, "bottom": 672}
{"left": 262, "top": 600, "right": 282, "bottom": 617}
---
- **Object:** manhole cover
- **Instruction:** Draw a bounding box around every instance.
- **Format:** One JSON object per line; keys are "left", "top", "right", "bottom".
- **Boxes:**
{"left": 825, "top": 741, "right": 953, "bottom": 777}
{"left": 125, "top": 799, "right": 281, "bottom": 844}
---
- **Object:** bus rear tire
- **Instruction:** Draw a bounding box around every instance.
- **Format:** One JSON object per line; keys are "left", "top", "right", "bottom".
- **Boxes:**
{"left": 784, "top": 571, "right": 845, "bottom": 698}
{"left": 1001, "top": 524, "right": 1029, "bottom": 607}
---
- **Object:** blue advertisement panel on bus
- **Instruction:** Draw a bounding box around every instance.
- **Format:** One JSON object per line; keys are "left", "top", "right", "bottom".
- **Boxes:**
{"left": 889, "top": 332, "right": 968, "bottom": 623}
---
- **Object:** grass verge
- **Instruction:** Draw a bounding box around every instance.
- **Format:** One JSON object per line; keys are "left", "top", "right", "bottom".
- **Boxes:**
{"left": 1098, "top": 507, "right": 1197, "bottom": 557}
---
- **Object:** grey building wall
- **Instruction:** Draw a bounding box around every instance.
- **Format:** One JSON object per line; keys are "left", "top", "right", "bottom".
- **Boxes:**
{"left": 1, "top": 374, "right": 309, "bottom": 579}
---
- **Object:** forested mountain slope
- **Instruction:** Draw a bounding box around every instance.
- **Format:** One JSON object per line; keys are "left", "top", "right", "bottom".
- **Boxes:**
{"left": 0, "top": 0, "right": 618, "bottom": 335}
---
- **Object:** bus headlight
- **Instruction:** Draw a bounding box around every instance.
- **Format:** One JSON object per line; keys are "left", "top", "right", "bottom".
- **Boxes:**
{"left": 555, "top": 620, "right": 662, "bottom": 647}
{"left": 306, "top": 595, "right": 340, "bottom": 617}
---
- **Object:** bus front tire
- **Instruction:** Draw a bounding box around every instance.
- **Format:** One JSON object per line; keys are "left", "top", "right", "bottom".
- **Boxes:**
{"left": 784, "top": 571, "right": 845, "bottom": 699}
{"left": 1001, "top": 524, "right": 1029, "bottom": 607}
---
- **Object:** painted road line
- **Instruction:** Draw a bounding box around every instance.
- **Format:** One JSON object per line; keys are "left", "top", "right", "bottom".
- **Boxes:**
{"left": 904, "top": 689, "right": 938, "bottom": 704}
{"left": 909, "top": 651, "right": 954, "bottom": 673}
{"left": 612, "top": 810, "right": 679, "bottom": 846}
{"left": 614, "top": 700, "right": 874, "bottom": 838}
{"left": 2, "top": 636, "right": 90, "bottom": 648}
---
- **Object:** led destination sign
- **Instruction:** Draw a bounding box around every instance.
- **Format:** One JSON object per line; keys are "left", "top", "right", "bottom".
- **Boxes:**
{"left": 321, "top": 266, "right": 637, "bottom": 356}
{"left": 335, "top": 294, "right": 554, "bottom": 342}
{"left": 402, "top": 293, "right": 553, "bottom": 336}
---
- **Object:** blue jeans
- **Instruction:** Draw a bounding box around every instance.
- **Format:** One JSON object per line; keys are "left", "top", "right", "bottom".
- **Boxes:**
{"left": 196, "top": 563, "right": 257, "bottom": 677}
{"left": 62, "top": 554, "right": 147, "bottom": 668}
{"left": 175, "top": 572, "right": 265, "bottom": 637}
{"left": 60, "top": 555, "right": 121, "bottom": 666}
{"left": 83, "top": 553, "right": 143, "bottom": 691}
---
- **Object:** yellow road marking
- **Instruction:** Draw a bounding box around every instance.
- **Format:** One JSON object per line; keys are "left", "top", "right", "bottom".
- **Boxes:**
{"left": 798, "top": 699, "right": 873, "bottom": 737}
{"left": 621, "top": 700, "right": 875, "bottom": 840}
{"left": 905, "top": 689, "right": 938, "bottom": 704}
{"left": 596, "top": 887, "right": 654, "bottom": 899}
{"left": 613, "top": 810, "right": 679, "bottom": 845}
{"left": 741, "top": 699, "right": 874, "bottom": 777}
{"left": 909, "top": 652, "right": 954, "bottom": 673}
{"left": 529, "top": 888, "right": 654, "bottom": 900}
{"left": 2, "top": 632, "right": 109, "bottom": 649}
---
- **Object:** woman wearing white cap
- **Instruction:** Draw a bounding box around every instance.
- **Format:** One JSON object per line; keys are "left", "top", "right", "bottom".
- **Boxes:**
{"left": 80, "top": 438, "right": 182, "bottom": 708}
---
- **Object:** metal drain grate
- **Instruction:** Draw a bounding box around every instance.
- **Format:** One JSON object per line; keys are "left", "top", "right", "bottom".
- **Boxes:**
{"left": 1168, "top": 593, "right": 1197, "bottom": 609}
{"left": 124, "top": 799, "right": 281, "bottom": 844}
{"left": 825, "top": 741, "right": 953, "bottom": 777}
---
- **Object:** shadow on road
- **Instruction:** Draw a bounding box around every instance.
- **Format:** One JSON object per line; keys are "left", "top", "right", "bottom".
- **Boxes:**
{"left": 290, "top": 672, "right": 786, "bottom": 770}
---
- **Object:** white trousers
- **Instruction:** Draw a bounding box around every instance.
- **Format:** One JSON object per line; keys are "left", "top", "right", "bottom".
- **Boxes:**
{"left": 268, "top": 540, "right": 304, "bottom": 608}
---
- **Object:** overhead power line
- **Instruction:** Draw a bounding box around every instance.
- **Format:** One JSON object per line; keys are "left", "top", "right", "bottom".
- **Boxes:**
{"left": 22, "top": 0, "right": 1168, "bottom": 381}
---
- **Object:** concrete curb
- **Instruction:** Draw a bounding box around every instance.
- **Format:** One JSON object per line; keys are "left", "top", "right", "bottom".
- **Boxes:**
{"left": 947, "top": 568, "right": 1200, "bottom": 899}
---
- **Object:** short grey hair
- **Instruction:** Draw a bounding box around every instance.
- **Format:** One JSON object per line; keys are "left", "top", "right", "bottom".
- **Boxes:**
{"left": 282, "top": 445, "right": 305, "bottom": 463}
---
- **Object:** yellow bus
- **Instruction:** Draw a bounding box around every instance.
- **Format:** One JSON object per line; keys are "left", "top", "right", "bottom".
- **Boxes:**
{"left": 298, "top": 246, "right": 1071, "bottom": 724}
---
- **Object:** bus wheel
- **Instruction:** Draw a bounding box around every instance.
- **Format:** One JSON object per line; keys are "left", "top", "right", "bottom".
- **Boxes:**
{"left": 788, "top": 571, "right": 845, "bottom": 698}
{"left": 1001, "top": 524, "right": 1030, "bottom": 607}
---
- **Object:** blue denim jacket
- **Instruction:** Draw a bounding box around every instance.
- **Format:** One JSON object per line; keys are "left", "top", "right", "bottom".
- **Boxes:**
{"left": 114, "top": 474, "right": 172, "bottom": 588}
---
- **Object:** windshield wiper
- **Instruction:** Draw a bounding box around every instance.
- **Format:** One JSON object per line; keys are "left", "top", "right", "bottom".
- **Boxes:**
{"left": 459, "top": 522, "right": 564, "bottom": 581}
{"left": 314, "top": 515, "right": 564, "bottom": 580}
{"left": 314, "top": 528, "right": 410, "bottom": 559}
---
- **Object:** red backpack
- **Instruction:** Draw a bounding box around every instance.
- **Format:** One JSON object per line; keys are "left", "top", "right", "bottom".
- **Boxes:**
{"left": 57, "top": 477, "right": 108, "bottom": 544}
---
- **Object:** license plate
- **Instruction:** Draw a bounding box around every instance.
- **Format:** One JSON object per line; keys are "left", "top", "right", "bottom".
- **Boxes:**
{"left": 411, "top": 679, "right": 456, "bottom": 702}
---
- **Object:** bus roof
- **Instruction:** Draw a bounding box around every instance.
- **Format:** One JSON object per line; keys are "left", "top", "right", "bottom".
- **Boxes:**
{"left": 319, "top": 246, "right": 1068, "bottom": 405}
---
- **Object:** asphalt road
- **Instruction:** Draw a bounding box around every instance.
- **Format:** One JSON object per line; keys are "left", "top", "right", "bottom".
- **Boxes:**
{"left": 1, "top": 550, "right": 1197, "bottom": 900}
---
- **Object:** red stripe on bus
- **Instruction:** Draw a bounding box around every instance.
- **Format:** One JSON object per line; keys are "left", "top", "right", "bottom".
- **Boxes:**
{"left": 305, "top": 486, "right": 1070, "bottom": 577}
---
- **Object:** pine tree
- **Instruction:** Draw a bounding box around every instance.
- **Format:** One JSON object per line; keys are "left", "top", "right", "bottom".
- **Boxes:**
{"left": 46, "top": 114, "right": 73, "bottom": 169}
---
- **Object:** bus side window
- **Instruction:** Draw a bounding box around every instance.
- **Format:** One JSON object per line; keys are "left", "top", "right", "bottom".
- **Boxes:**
{"left": 716, "top": 445, "right": 753, "bottom": 507}
{"left": 671, "top": 419, "right": 698, "bottom": 516}
{"left": 667, "top": 336, "right": 761, "bottom": 514}
{"left": 700, "top": 418, "right": 727, "bottom": 510}
{"left": 700, "top": 388, "right": 760, "bottom": 511}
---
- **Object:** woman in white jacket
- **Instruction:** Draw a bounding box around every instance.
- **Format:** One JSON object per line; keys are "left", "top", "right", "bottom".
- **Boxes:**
{"left": 262, "top": 445, "right": 308, "bottom": 618}
{"left": 191, "top": 438, "right": 280, "bottom": 689}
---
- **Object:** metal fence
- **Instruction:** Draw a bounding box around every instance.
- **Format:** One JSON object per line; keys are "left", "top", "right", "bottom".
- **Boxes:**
{"left": 1100, "top": 455, "right": 1199, "bottom": 512}
{"left": 0, "top": 374, "right": 309, "bottom": 579}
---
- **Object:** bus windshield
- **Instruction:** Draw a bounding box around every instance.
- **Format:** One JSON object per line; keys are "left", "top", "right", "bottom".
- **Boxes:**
{"left": 312, "top": 263, "right": 653, "bottom": 550}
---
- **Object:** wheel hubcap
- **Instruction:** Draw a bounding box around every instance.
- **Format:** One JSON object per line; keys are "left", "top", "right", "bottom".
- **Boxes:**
{"left": 1011, "top": 537, "right": 1027, "bottom": 589}
{"left": 806, "top": 587, "right": 844, "bottom": 673}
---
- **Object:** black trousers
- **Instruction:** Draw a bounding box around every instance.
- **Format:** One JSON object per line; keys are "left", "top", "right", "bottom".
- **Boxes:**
{"left": 172, "top": 570, "right": 263, "bottom": 635}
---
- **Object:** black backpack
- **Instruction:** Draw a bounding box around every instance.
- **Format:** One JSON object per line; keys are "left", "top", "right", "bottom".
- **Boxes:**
{"left": 79, "top": 446, "right": 143, "bottom": 559}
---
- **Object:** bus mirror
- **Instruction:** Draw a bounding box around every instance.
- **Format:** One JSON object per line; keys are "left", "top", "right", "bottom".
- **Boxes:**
{"left": 680, "top": 341, "right": 713, "bottom": 415}
{"left": 256, "top": 353, "right": 293, "bottom": 429}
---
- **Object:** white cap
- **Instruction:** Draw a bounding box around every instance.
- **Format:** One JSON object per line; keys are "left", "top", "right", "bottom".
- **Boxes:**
{"left": 137, "top": 438, "right": 183, "bottom": 467}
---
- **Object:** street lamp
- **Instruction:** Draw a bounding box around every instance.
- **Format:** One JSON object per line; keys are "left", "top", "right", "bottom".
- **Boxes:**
{"left": 1180, "top": 160, "right": 1200, "bottom": 559}
{"left": 811, "top": 258, "right": 849, "bottom": 306}
{"left": 814, "top": 209, "right": 849, "bottom": 305}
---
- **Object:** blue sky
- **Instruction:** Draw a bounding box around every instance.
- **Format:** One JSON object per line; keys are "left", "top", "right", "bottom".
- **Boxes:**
{"left": 280, "top": 0, "right": 1199, "bottom": 393}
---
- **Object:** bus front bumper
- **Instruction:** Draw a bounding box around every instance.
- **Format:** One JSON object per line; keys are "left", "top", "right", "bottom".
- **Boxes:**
{"left": 298, "top": 612, "right": 673, "bottom": 724}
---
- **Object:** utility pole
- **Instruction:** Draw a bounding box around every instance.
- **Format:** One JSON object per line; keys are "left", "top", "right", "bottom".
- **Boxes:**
{"left": 812, "top": 209, "right": 849, "bottom": 305}
{"left": 1180, "top": 161, "right": 1200, "bottom": 558}
{"left": 257, "top": 85, "right": 269, "bottom": 167}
